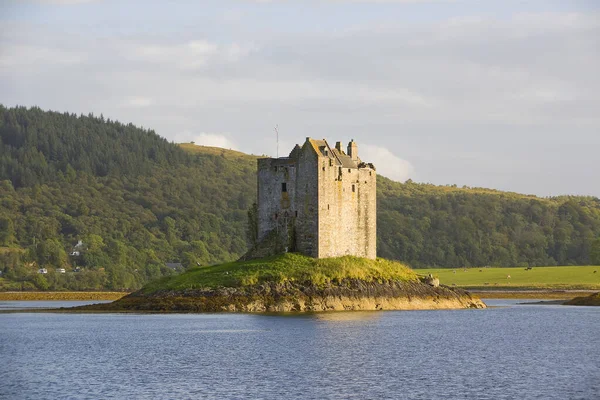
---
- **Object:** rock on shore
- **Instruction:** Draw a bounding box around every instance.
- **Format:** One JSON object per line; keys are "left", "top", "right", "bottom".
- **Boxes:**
{"left": 81, "top": 279, "right": 485, "bottom": 313}
{"left": 565, "top": 292, "right": 600, "bottom": 306}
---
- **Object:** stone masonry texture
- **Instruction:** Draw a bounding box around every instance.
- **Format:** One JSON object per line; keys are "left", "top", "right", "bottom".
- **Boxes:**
{"left": 256, "top": 138, "right": 376, "bottom": 259}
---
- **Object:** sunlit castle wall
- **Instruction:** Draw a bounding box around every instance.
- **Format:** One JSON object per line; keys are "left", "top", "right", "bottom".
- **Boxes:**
{"left": 257, "top": 138, "right": 376, "bottom": 259}
{"left": 316, "top": 141, "right": 376, "bottom": 259}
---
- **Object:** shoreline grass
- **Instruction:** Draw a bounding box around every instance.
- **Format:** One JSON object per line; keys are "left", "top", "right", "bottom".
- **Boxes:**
{"left": 417, "top": 266, "right": 600, "bottom": 291}
{"left": 0, "top": 292, "right": 129, "bottom": 301}
{"left": 470, "top": 290, "right": 597, "bottom": 300}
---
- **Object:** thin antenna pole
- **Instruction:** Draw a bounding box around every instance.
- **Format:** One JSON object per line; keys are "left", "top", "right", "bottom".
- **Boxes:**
{"left": 275, "top": 124, "right": 279, "bottom": 158}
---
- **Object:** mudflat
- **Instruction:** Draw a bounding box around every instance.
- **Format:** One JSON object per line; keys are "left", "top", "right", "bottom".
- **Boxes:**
{"left": 0, "top": 292, "right": 128, "bottom": 301}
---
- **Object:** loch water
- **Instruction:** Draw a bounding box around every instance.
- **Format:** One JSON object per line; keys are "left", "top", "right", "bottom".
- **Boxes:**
{"left": 1, "top": 300, "right": 598, "bottom": 400}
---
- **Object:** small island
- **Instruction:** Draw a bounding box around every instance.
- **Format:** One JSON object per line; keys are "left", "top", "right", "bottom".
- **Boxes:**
{"left": 81, "top": 139, "right": 484, "bottom": 313}
{"left": 565, "top": 292, "right": 600, "bottom": 306}
{"left": 80, "top": 253, "right": 485, "bottom": 312}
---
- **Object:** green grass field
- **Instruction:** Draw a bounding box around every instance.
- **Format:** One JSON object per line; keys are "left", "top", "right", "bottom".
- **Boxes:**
{"left": 142, "top": 253, "right": 417, "bottom": 294}
{"left": 417, "top": 266, "right": 600, "bottom": 290}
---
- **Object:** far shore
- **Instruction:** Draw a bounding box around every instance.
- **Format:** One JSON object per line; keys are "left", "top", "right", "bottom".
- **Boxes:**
{"left": 0, "top": 291, "right": 129, "bottom": 301}
{"left": 1, "top": 289, "right": 597, "bottom": 302}
{"left": 471, "top": 290, "right": 597, "bottom": 300}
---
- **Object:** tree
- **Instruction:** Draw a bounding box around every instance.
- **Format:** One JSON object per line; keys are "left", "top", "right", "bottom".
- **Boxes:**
{"left": 33, "top": 274, "right": 49, "bottom": 290}
{"left": 1, "top": 105, "right": 600, "bottom": 292}
{"left": 591, "top": 238, "right": 600, "bottom": 265}
{"left": 246, "top": 202, "right": 258, "bottom": 248}
{"left": 37, "top": 239, "right": 68, "bottom": 267}
{"left": 0, "top": 216, "right": 15, "bottom": 246}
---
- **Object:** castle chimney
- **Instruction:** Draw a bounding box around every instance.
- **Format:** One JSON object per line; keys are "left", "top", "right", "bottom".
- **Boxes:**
{"left": 335, "top": 141, "right": 343, "bottom": 152}
{"left": 347, "top": 140, "right": 358, "bottom": 161}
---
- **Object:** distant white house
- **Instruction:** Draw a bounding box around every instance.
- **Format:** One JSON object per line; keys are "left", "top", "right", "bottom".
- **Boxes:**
{"left": 57, "top": 268, "right": 66, "bottom": 274}
{"left": 70, "top": 240, "right": 85, "bottom": 256}
{"left": 37, "top": 268, "right": 48, "bottom": 274}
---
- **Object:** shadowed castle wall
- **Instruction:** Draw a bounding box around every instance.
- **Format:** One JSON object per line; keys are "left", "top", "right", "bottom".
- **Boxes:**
{"left": 257, "top": 157, "right": 297, "bottom": 251}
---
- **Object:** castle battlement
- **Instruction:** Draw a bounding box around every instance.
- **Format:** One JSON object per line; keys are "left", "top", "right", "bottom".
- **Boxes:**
{"left": 256, "top": 138, "right": 376, "bottom": 259}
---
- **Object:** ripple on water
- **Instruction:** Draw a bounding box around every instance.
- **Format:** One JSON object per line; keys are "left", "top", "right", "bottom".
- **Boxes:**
{"left": 0, "top": 304, "right": 598, "bottom": 399}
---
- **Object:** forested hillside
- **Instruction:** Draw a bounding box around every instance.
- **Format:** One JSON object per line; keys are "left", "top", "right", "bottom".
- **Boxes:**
{"left": 0, "top": 105, "right": 255, "bottom": 290}
{"left": 1, "top": 105, "right": 599, "bottom": 291}
{"left": 378, "top": 179, "right": 600, "bottom": 267}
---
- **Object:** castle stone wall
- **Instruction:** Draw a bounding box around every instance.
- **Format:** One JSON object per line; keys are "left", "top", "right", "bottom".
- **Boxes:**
{"left": 295, "top": 148, "right": 319, "bottom": 257}
{"left": 318, "top": 159, "right": 376, "bottom": 258}
{"left": 257, "top": 157, "right": 297, "bottom": 251}
{"left": 256, "top": 138, "right": 376, "bottom": 259}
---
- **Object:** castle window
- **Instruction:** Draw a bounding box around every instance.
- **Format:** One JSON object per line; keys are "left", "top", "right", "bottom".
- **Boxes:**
{"left": 329, "top": 159, "right": 333, "bottom": 166}
{"left": 322, "top": 167, "right": 326, "bottom": 171}
{"left": 327, "top": 204, "right": 330, "bottom": 210}
{"left": 369, "top": 171, "right": 372, "bottom": 176}
{"left": 281, "top": 182, "right": 287, "bottom": 193}
{"left": 295, "top": 211, "right": 298, "bottom": 217}
{"left": 348, "top": 169, "right": 351, "bottom": 173}
{"left": 352, "top": 184, "right": 356, "bottom": 193}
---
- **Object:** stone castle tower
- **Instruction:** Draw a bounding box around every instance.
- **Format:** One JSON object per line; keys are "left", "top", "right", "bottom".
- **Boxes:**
{"left": 255, "top": 138, "right": 376, "bottom": 259}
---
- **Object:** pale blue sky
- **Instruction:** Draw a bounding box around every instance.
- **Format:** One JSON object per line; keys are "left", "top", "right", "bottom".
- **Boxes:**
{"left": 1, "top": 0, "right": 599, "bottom": 196}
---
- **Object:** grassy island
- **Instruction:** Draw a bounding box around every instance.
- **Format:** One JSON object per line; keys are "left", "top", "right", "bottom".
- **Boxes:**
{"left": 80, "top": 254, "right": 485, "bottom": 313}
{"left": 142, "top": 253, "right": 418, "bottom": 293}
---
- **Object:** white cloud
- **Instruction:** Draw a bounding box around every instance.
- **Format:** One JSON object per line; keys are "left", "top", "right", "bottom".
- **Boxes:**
{"left": 132, "top": 40, "right": 218, "bottom": 69}
{"left": 33, "top": 0, "right": 98, "bottom": 4}
{"left": 122, "top": 96, "right": 154, "bottom": 108}
{"left": 130, "top": 39, "right": 254, "bottom": 70}
{"left": 176, "top": 131, "right": 238, "bottom": 150}
{"left": 360, "top": 144, "right": 414, "bottom": 182}
{"left": 1, "top": 5, "right": 598, "bottom": 195}
{"left": 0, "top": 44, "right": 85, "bottom": 69}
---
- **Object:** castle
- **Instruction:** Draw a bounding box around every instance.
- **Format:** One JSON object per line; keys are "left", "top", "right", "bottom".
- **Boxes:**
{"left": 255, "top": 138, "right": 376, "bottom": 259}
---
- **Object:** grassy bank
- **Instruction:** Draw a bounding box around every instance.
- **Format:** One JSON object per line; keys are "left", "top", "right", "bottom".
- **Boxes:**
{"left": 0, "top": 292, "right": 129, "bottom": 301}
{"left": 142, "top": 253, "right": 417, "bottom": 294}
{"left": 417, "top": 266, "right": 600, "bottom": 290}
{"left": 79, "top": 254, "right": 485, "bottom": 313}
{"left": 470, "top": 291, "right": 596, "bottom": 300}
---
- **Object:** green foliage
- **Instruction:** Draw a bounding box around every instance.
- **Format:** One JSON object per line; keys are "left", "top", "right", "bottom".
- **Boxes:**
{"left": 378, "top": 178, "right": 600, "bottom": 268}
{"left": 591, "top": 238, "right": 600, "bottom": 265}
{"left": 246, "top": 202, "right": 258, "bottom": 248}
{"left": 37, "top": 239, "right": 68, "bottom": 267}
{"left": 0, "top": 216, "right": 16, "bottom": 246}
{"left": 32, "top": 274, "right": 49, "bottom": 290}
{"left": 142, "top": 253, "right": 417, "bottom": 293}
{"left": 0, "top": 105, "right": 255, "bottom": 290}
{"left": 1, "top": 105, "right": 600, "bottom": 291}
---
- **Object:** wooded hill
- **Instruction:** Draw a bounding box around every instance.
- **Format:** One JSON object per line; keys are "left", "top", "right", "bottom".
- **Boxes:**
{"left": 1, "top": 105, "right": 599, "bottom": 291}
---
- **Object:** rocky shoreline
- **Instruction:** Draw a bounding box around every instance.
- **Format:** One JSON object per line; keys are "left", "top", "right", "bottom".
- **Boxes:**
{"left": 564, "top": 292, "right": 600, "bottom": 306}
{"left": 78, "top": 279, "right": 486, "bottom": 313}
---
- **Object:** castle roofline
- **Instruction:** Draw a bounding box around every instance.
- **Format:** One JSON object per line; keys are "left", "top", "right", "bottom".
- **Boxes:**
{"left": 304, "top": 137, "right": 365, "bottom": 169}
{"left": 260, "top": 137, "right": 374, "bottom": 171}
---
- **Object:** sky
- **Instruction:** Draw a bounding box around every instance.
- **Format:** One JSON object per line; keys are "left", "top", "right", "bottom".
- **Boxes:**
{"left": 1, "top": 0, "right": 599, "bottom": 197}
